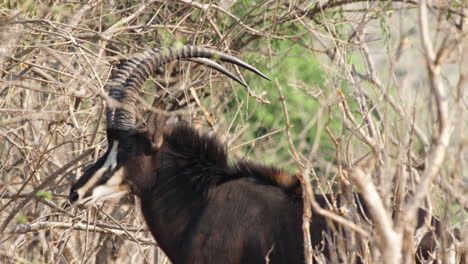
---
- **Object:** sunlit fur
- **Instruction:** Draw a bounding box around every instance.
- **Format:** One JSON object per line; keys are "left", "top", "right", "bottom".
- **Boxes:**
{"left": 69, "top": 118, "right": 458, "bottom": 264}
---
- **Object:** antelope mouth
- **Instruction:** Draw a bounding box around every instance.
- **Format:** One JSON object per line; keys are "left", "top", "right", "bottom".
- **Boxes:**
{"left": 70, "top": 186, "right": 131, "bottom": 208}
{"left": 70, "top": 195, "right": 94, "bottom": 208}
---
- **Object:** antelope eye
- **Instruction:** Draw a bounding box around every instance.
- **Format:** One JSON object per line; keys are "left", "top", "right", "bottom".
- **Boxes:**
{"left": 120, "top": 141, "right": 132, "bottom": 152}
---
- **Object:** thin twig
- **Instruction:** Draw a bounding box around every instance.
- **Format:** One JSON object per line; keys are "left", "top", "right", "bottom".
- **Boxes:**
{"left": 8, "top": 221, "right": 156, "bottom": 245}
{"left": 0, "top": 149, "right": 94, "bottom": 234}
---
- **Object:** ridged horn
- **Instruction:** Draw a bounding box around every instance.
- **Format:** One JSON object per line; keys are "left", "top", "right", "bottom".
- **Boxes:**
{"left": 106, "top": 45, "right": 270, "bottom": 131}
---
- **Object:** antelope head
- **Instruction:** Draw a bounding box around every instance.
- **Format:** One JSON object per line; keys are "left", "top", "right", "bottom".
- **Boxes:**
{"left": 68, "top": 46, "right": 269, "bottom": 207}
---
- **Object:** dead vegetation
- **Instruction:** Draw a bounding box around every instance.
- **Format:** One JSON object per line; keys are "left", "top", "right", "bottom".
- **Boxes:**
{"left": 0, "top": 0, "right": 466, "bottom": 263}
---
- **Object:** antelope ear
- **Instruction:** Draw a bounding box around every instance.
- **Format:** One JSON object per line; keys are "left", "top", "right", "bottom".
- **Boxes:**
{"left": 147, "top": 111, "right": 166, "bottom": 152}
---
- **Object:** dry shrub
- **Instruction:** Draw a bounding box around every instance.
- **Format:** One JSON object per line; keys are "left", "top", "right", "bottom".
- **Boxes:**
{"left": 0, "top": 1, "right": 466, "bottom": 263}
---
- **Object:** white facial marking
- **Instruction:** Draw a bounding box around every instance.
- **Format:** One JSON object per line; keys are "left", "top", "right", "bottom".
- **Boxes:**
{"left": 73, "top": 167, "right": 129, "bottom": 207}
{"left": 90, "top": 168, "right": 129, "bottom": 203}
{"left": 75, "top": 141, "right": 122, "bottom": 204}
{"left": 103, "top": 140, "right": 119, "bottom": 170}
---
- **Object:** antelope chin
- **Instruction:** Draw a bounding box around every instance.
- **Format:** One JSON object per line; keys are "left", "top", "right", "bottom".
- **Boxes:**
{"left": 71, "top": 184, "right": 131, "bottom": 208}
{"left": 71, "top": 195, "right": 94, "bottom": 208}
{"left": 92, "top": 184, "right": 131, "bottom": 203}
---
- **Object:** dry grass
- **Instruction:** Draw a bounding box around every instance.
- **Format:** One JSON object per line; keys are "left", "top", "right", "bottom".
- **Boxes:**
{"left": 0, "top": 1, "right": 466, "bottom": 263}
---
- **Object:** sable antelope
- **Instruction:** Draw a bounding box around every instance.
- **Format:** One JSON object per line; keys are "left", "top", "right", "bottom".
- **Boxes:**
{"left": 69, "top": 45, "right": 458, "bottom": 263}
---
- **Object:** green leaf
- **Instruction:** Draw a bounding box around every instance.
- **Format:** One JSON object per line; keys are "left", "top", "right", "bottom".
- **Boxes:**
{"left": 173, "top": 40, "right": 184, "bottom": 50}
{"left": 16, "top": 215, "right": 28, "bottom": 224}
{"left": 446, "top": 11, "right": 452, "bottom": 20}
{"left": 35, "top": 190, "right": 53, "bottom": 200}
{"left": 212, "top": 53, "right": 222, "bottom": 61}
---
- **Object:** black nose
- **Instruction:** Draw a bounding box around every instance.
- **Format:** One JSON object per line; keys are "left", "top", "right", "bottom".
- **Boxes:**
{"left": 69, "top": 191, "right": 79, "bottom": 204}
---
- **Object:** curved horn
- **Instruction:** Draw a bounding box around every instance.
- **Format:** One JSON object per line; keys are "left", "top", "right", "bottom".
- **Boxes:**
{"left": 106, "top": 45, "right": 269, "bottom": 131}
{"left": 186, "top": 58, "right": 248, "bottom": 87}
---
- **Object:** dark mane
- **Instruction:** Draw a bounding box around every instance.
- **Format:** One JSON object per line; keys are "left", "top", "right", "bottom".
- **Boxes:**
{"left": 164, "top": 124, "right": 229, "bottom": 170}
{"left": 163, "top": 124, "right": 301, "bottom": 195}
